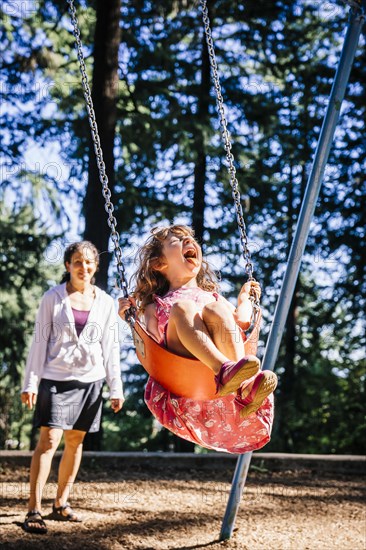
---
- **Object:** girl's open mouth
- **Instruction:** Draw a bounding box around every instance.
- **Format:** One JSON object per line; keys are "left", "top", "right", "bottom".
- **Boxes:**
{"left": 183, "top": 249, "right": 199, "bottom": 267}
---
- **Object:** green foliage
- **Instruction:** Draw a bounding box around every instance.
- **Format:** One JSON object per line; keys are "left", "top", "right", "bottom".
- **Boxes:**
{"left": 0, "top": 203, "right": 62, "bottom": 448}
{"left": 102, "top": 359, "right": 154, "bottom": 451}
{"left": 268, "top": 270, "right": 365, "bottom": 453}
{"left": 101, "top": 359, "right": 184, "bottom": 452}
{"left": 1, "top": 0, "right": 365, "bottom": 454}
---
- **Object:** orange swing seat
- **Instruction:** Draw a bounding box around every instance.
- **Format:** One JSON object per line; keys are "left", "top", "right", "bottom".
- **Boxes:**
{"left": 132, "top": 311, "right": 261, "bottom": 401}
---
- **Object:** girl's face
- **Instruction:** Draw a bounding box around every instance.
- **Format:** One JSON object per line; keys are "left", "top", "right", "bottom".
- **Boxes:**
{"left": 158, "top": 231, "right": 202, "bottom": 286}
{"left": 66, "top": 248, "right": 98, "bottom": 286}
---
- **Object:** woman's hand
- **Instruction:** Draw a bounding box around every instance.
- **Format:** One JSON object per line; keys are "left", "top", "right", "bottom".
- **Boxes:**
{"left": 118, "top": 296, "right": 136, "bottom": 319}
{"left": 110, "top": 398, "right": 124, "bottom": 413}
{"left": 21, "top": 392, "right": 37, "bottom": 410}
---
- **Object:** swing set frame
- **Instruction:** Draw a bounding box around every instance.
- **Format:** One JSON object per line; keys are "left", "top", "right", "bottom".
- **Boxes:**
{"left": 67, "top": 0, "right": 365, "bottom": 541}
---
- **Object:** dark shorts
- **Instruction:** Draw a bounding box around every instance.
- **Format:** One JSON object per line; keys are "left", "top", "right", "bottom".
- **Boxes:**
{"left": 33, "top": 378, "right": 104, "bottom": 433}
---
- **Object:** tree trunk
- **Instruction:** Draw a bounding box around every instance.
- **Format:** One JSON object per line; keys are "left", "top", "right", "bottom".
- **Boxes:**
{"left": 83, "top": 0, "right": 121, "bottom": 290}
{"left": 82, "top": 0, "right": 120, "bottom": 451}
{"left": 192, "top": 31, "right": 210, "bottom": 243}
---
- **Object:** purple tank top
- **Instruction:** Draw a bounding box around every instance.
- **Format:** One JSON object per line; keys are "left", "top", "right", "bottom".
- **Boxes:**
{"left": 72, "top": 308, "right": 90, "bottom": 337}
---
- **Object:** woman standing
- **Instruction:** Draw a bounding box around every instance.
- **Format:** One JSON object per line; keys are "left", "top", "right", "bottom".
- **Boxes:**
{"left": 21, "top": 241, "right": 124, "bottom": 534}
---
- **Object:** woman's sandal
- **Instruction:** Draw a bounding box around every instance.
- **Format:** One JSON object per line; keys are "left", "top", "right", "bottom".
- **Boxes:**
{"left": 23, "top": 510, "right": 47, "bottom": 534}
{"left": 51, "top": 502, "right": 82, "bottom": 522}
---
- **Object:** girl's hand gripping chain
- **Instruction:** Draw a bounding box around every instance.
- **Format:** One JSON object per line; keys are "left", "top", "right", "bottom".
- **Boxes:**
{"left": 234, "top": 280, "right": 261, "bottom": 331}
{"left": 118, "top": 296, "right": 136, "bottom": 320}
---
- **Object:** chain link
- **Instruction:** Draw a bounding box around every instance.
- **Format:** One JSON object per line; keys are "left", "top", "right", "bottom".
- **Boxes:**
{"left": 67, "top": 0, "right": 132, "bottom": 313}
{"left": 200, "top": 0, "right": 255, "bottom": 281}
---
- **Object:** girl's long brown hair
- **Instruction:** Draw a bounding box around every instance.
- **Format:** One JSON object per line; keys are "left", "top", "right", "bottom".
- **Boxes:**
{"left": 132, "top": 225, "right": 219, "bottom": 310}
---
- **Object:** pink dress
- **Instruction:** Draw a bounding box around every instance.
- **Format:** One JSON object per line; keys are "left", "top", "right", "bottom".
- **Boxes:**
{"left": 144, "top": 286, "right": 274, "bottom": 454}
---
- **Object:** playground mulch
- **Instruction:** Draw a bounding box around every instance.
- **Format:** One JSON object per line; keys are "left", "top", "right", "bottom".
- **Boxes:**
{"left": 0, "top": 460, "right": 364, "bottom": 549}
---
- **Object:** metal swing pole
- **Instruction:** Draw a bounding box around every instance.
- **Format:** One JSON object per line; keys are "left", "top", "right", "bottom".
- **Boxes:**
{"left": 220, "top": 4, "right": 365, "bottom": 541}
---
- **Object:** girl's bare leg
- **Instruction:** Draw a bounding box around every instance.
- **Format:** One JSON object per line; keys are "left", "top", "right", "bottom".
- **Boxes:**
{"left": 166, "top": 300, "right": 233, "bottom": 374}
{"left": 202, "top": 301, "right": 245, "bottom": 361}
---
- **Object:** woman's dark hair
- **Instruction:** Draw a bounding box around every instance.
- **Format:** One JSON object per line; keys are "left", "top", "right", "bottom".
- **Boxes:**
{"left": 60, "top": 241, "right": 100, "bottom": 284}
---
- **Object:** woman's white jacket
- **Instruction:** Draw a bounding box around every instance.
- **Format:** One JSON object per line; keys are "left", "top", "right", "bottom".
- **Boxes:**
{"left": 22, "top": 283, "right": 124, "bottom": 399}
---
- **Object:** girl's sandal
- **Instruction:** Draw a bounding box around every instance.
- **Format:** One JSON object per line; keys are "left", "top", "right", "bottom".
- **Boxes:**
{"left": 23, "top": 510, "right": 47, "bottom": 534}
{"left": 236, "top": 370, "right": 278, "bottom": 418}
{"left": 51, "top": 502, "right": 82, "bottom": 522}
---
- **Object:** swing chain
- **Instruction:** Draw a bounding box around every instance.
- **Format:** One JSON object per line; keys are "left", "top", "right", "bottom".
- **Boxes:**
{"left": 200, "top": 0, "right": 255, "bottom": 282}
{"left": 67, "top": 0, "right": 131, "bottom": 307}
{"left": 68, "top": 0, "right": 257, "bottom": 310}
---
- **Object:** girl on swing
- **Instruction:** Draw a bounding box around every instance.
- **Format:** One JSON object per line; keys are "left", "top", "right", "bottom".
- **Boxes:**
{"left": 118, "top": 225, "right": 277, "bottom": 453}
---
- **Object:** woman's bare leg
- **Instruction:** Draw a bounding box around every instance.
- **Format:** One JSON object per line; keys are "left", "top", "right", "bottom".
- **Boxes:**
{"left": 55, "top": 429, "right": 86, "bottom": 508}
{"left": 28, "top": 427, "right": 63, "bottom": 513}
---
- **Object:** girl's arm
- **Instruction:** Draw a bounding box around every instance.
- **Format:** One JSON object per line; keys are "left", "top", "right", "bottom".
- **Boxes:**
{"left": 118, "top": 298, "right": 160, "bottom": 342}
{"left": 235, "top": 281, "right": 261, "bottom": 331}
{"left": 143, "top": 303, "right": 161, "bottom": 342}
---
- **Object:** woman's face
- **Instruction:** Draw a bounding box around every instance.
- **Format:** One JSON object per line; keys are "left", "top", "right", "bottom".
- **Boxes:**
{"left": 66, "top": 248, "right": 98, "bottom": 286}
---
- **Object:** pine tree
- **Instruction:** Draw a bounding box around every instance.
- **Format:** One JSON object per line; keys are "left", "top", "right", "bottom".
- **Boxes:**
{"left": 0, "top": 204, "right": 60, "bottom": 448}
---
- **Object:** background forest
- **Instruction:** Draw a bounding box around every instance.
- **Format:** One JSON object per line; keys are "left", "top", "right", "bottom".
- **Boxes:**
{"left": 1, "top": 0, "right": 365, "bottom": 454}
